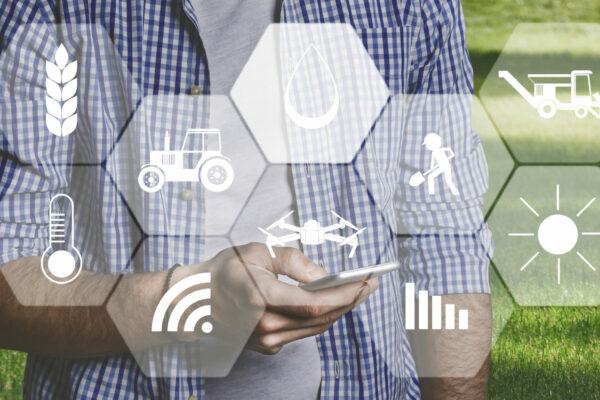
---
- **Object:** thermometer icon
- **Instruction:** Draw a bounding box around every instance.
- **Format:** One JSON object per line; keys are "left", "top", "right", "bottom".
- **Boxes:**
{"left": 41, "top": 194, "right": 82, "bottom": 284}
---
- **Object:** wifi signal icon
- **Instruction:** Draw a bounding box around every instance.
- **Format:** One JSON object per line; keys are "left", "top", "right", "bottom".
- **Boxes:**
{"left": 152, "top": 272, "right": 213, "bottom": 334}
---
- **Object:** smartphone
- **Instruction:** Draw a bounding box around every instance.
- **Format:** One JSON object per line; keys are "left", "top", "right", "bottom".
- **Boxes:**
{"left": 299, "top": 261, "right": 401, "bottom": 292}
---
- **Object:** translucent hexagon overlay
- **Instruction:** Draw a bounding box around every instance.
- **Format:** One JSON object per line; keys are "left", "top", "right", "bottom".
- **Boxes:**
{"left": 0, "top": 166, "right": 128, "bottom": 306}
{"left": 231, "top": 23, "right": 389, "bottom": 163}
{"left": 480, "top": 23, "right": 600, "bottom": 163}
{"left": 105, "top": 95, "right": 265, "bottom": 237}
{"left": 230, "top": 163, "right": 399, "bottom": 306}
{"left": 230, "top": 165, "right": 297, "bottom": 249}
{"left": 353, "top": 95, "right": 403, "bottom": 234}
{"left": 488, "top": 166, "right": 600, "bottom": 305}
{"left": 378, "top": 95, "right": 490, "bottom": 235}
{"left": 107, "top": 236, "right": 265, "bottom": 378}
{"left": 472, "top": 97, "right": 514, "bottom": 216}
{"left": 356, "top": 95, "right": 510, "bottom": 236}
{"left": 0, "top": 23, "right": 139, "bottom": 167}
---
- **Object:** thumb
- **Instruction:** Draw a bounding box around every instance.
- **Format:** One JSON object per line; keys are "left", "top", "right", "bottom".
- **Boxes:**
{"left": 270, "top": 247, "right": 328, "bottom": 283}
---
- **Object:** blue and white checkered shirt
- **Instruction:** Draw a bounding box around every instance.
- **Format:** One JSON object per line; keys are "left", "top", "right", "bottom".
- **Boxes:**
{"left": 0, "top": 0, "right": 492, "bottom": 399}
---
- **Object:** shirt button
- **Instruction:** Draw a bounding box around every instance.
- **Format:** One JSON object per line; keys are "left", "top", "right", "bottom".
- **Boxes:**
{"left": 181, "top": 189, "right": 194, "bottom": 200}
{"left": 189, "top": 396, "right": 198, "bottom": 400}
{"left": 189, "top": 86, "right": 203, "bottom": 96}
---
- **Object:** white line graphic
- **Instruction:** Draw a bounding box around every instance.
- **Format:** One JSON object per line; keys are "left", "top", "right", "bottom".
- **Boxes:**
{"left": 520, "top": 197, "right": 540, "bottom": 217}
{"left": 520, "top": 251, "right": 540, "bottom": 271}
{"left": 404, "top": 284, "right": 469, "bottom": 331}
{"left": 577, "top": 197, "right": 596, "bottom": 217}
{"left": 45, "top": 44, "right": 78, "bottom": 137}
{"left": 577, "top": 252, "right": 597, "bottom": 271}
{"left": 152, "top": 272, "right": 213, "bottom": 334}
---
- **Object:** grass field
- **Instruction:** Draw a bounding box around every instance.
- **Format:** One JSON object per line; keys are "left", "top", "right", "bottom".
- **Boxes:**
{"left": 464, "top": 0, "right": 600, "bottom": 398}
{"left": 0, "top": 351, "right": 24, "bottom": 399}
{"left": 2, "top": 0, "right": 600, "bottom": 398}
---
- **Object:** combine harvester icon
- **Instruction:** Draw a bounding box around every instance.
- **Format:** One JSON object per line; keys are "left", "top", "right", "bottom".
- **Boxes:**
{"left": 499, "top": 70, "right": 600, "bottom": 119}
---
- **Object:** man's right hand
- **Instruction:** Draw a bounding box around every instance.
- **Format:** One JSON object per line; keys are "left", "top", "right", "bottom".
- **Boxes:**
{"left": 0, "top": 243, "right": 378, "bottom": 360}
{"left": 172, "top": 243, "right": 379, "bottom": 355}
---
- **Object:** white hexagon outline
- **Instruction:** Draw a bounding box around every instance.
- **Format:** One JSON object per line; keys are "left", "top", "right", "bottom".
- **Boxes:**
{"left": 479, "top": 23, "right": 600, "bottom": 164}
{"left": 487, "top": 165, "right": 600, "bottom": 306}
{"left": 106, "top": 235, "right": 266, "bottom": 378}
{"left": 231, "top": 23, "right": 390, "bottom": 164}
{"left": 104, "top": 94, "right": 266, "bottom": 237}
{"left": 0, "top": 165, "right": 131, "bottom": 306}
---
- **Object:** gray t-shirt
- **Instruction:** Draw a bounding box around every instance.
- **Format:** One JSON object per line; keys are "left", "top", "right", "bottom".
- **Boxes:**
{"left": 192, "top": 1, "right": 322, "bottom": 399}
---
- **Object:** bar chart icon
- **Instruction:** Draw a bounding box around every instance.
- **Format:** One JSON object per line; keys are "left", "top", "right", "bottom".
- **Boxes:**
{"left": 404, "top": 283, "right": 468, "bottom": 330}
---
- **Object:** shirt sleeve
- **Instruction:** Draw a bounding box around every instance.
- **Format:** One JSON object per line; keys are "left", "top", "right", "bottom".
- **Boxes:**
{"left": 395, "top": 0, "right": 494, "bottom": 295}
{"left": 0, "top": 13, "right": 73, "bottom": 265}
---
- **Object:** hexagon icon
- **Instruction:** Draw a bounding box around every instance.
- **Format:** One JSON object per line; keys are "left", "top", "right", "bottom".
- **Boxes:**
{"left": 358, "top": 95, "right": 491, "bottom": 235}
{"left": 231, "top": 164, "right": 393, "bottom": 271}
{"left": 357, "top": 94, "right": 512, "bottom": 235}
{"left": 230, "top": 163, "right": 400, "bottom": 309}
{"left": 107, "top": 236, "right": 265, "bottom": 378}
{"left": 231, "top": 23, "right": 389, "bottom": 163}
{"left": 0, "top": 23, "right": 140, "bottom": 167}
{"left": 488, "top": 166, "right": 600, "bottom": 305}
{"left": 0, "top": 165, "right": 130, "bottom": 306}
{"left": 105, "top": 95, "right": 265, "bottom": 237}
{"left": 480, "top": 23, "right": 600, "bottom": 163}
{"left": 229, "top": 165, "right": 298, "bottom": 250}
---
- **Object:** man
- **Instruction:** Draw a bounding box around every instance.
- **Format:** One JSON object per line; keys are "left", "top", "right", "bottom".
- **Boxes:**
{"left": 0, "top": 1, "right": 492, "bottom": 399}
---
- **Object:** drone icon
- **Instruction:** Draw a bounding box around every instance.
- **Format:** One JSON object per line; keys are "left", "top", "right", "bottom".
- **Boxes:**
{"left": 259, "top": 210, "right": 366, "bottom": 258}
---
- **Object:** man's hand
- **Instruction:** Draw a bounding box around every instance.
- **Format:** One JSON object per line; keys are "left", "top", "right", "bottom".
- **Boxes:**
{"left": 0, "top": 243, "right": 378, "bottom": 358}
{"left": 171, "top": 243, "right": 379, "bottom": 355}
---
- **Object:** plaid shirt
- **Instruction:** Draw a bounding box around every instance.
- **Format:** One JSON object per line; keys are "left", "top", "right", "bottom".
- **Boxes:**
{"left": 0, "top": 0, "right": 491, "bottom": 399}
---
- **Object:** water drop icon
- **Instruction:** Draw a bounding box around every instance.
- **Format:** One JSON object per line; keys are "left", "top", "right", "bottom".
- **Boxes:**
{"left": 284, "top": 43, "right": 340, "bottom": 130}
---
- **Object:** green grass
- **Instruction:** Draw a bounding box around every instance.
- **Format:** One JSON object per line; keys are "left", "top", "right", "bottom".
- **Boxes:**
{"left": 0, "top": 351, "right": 25, "bottom": 398}
{"left": 2, "top": 0, "right": 600, "bottom": 398}
{"left": 463, "top": 0, "right": 600, "bottom": 93}
{"left": 464, "top": 0, "right": 600, "bottom": 398}
{"left": 489, "top": 307, "right": 600, "bottom": 399}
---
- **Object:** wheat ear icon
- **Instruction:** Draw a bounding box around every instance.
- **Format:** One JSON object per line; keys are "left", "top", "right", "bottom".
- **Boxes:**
{"left": 46, "top": 44, "right": 78, "bottom": 137}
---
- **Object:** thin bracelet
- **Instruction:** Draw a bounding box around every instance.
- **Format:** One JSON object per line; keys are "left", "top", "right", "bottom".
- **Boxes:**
{"left": 163, "top": 263, "right": 182, "bottom": 297}
{"left": 162, "top": 263, "right": 181, "bottom": 340}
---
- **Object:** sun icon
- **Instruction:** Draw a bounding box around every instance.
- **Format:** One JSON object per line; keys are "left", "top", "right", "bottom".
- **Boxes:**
{"left": 509, "top": 184, "right": 598, "bottom": 284}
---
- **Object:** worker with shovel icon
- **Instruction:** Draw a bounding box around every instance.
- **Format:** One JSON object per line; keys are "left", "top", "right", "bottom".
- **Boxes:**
{"left": 409, "top": 133, "right": 459, "bottom": 195}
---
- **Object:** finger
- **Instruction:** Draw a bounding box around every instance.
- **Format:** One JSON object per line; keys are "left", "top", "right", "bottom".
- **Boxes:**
{"left": 251, "top": 321, "right": 336, "bottom": 353}
{"left": 248, "top": 281, "right": 378, "bottom": 355}
{"left": 255, "top": 288, "right": 373, "bottom": 334}
{"left": 240, "top": 244, "right": 328, "bottom": 283}
{"left": 265, "top": 277, "right": 379, "bottom": 317}
{"left": 270, "top": 246, "right": 328, "bottom": 282}
{"left": 236, "top": 243, "right": 380, "bottom": 313}
{"left": 245, "top": 340, "right": 283, "bottom": 355}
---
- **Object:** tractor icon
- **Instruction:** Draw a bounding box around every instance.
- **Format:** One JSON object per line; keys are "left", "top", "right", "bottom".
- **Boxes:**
{"left": 499, "top": 70, "right": 600, "bottom": 119}
{"left": 138, "top": 129, "right": 234, "bottom": 193}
